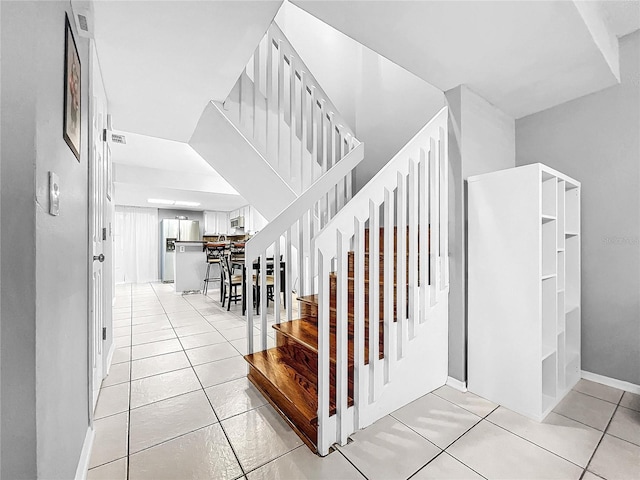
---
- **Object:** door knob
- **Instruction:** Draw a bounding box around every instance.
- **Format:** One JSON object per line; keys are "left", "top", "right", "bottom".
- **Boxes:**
{"left": 93, "top": 254, "right": 105, "bottom": 263}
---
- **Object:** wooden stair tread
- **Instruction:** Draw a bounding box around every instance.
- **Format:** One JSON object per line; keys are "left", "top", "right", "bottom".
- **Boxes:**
{"left": 244, "top": 347, "right": 349, "bottom": 424}
{"left": 274, "top": 318, "right": 373, "bottom": 364}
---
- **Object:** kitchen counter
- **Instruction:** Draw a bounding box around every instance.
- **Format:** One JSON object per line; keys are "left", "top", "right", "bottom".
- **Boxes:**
{"left": 174, "top": 241, "right": 207, "bottom": 293}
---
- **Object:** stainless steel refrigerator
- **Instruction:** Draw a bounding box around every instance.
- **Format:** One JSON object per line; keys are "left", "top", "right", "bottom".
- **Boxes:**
{"left": 161, "top": 218, "right": 200, "bottom": 282}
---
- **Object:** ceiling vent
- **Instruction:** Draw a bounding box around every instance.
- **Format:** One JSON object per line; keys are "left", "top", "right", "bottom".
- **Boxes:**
{"left": 111, "top": 134, "right": 127, "bottom": 145}
{"left": 71, "top": 3, "right": 94, "bottom": 38}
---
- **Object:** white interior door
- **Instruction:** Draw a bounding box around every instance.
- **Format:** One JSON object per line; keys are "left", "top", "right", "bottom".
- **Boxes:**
{"left": 89, "top": 45, "right": 108, "bottom": 411}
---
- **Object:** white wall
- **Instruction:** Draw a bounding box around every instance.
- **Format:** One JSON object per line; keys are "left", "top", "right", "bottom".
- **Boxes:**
{"left": 516, "top": 31, "right": 640, "bottom": 386}
{"left": 1, "top": 1, "right": 91, "bottom": 477}
{"left": 276, "top": 1, "right": 445, "bottom": 192}
{"left": 445, "top": 85, "right": 516, "bottom": 382}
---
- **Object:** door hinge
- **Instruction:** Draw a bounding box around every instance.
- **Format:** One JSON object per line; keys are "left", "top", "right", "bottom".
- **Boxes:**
{"left": 103, "top": 128, "right": 108, "bottom": 142}
{"left": 102, "top": 227, "right": 107, "bottom": 241}
{"left": 102, "top": 327, "right": 107, "bottom": 341}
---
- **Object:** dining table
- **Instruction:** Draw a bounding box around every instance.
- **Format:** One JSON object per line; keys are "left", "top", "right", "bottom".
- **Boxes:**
{"left": 231, "top": 257, "right": 286, "bottom": 315}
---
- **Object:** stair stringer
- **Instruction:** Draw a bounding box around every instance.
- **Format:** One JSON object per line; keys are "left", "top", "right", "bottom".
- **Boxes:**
{"left": 189, "top": 101, "right": 297, "bottom": 221}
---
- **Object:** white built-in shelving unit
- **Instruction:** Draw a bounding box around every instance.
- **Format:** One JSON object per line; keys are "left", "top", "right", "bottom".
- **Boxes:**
{"left": 467, "top": 163, "right": 581, "bottom": 421}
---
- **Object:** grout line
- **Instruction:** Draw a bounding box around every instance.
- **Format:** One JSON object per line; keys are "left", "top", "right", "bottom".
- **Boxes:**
{"left": 571, "top": 387, "right": 624, "bottom": 406}
{"left": 579, "top": 394, "right": 624, "bottom": 479}
{"left": 151, "top": 282, "right": 249, "bottom": 478}
{"left": 126, "top": 283, "right": 132, "bottom": 480}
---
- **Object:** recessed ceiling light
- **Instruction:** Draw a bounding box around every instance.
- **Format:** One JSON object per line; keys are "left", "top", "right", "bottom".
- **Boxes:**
{"left": 175, "top": 201, "right": 201, "bottom": 207}
{"left": 148, "top": 198, "right": 175, "bottom": 205}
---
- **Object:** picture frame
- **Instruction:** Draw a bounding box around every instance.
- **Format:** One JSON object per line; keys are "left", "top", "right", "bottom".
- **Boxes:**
{"left": 63, "top": 14, "right": 81, "bottom": 162}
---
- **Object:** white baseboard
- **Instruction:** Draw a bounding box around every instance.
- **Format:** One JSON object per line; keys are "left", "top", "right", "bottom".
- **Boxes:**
{"left": 74, "top": 426, "right": 95, "bottom": 480}
{"left": 446, "top": 376, "right": 468, "bottom": 392}
{"left": 581, "top": 370, "right": 640, "bottom": 395}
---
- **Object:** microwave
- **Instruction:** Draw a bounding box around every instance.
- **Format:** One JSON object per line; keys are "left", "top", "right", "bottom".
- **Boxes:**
{"left": 230, "top": 216, "right": 245, "bottom": 229}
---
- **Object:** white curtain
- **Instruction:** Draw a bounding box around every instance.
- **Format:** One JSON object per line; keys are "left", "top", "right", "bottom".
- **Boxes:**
{"left": 114, "top": 206, "right": 159, "bottom": 284}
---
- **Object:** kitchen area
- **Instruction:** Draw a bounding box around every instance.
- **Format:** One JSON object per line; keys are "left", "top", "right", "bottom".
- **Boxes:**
{"left": 158, "top": 205, "right": 267, "bottom": 294}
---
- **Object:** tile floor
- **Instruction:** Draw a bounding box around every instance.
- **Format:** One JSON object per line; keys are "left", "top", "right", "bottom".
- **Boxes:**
{"left": 88, "top": 282, "right": 640, "bottom": 480}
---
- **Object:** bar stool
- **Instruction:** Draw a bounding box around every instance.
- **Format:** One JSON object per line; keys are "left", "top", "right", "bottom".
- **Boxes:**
{"left": 203, "top": 243, "right": 224, "bottom": 296}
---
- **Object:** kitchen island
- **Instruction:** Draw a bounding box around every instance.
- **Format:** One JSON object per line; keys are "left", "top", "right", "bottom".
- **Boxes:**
{"left": 174, "top": 241, "right": 207, "bottom": 293}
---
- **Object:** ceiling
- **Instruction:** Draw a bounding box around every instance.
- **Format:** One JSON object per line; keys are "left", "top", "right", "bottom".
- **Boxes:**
{"left": 599, "top": 0, "right": 640, "bottom": 37}
{"left": 93, "top": 0, "right": 282, "bottom": 143}
{"left": 111, "top": 131, "right": 247, "bottom": 211}
{"left": 292, "top": 0, "right": 636, "bottom": 119}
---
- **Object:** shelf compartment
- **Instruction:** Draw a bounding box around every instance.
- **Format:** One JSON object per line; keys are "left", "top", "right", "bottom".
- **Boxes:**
{"left": 557, "top": 251, "right": 565, "bottom": 291}
{"left": 542, "top": 176, "right": 557, "bottom": 218}
{"left": 565, "top": 188, "right": 579, "bottom": 234}
{"left": 557, "top": 332, "right": 566, "bottom": 390}
{"left": 557, "top": 291, "right": 565, "bottom": 333}
{"left": 542, "top": 219, "right": 557, "bottom": 276}
{"left": 542, "top": 276, "right": 557, "bottom": 355}
{"left": 542, "top": 352, "right": 557, "bottom": 407}
{"left": 557, "top": 180, "right": 565, "bottom": 250}
{"left": 566, "top": 351, "right": 580, "bottom": 388}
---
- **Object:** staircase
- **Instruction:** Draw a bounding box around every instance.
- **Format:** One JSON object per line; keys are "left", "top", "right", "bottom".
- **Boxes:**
{"left": 245, "top": 226, "right": 407, "bottom": 449}
{"left": 191, "top": 16, "right": 450, "bottom": 456}
{"left": 244, "top": 107, "right": 449, "bottom": 455}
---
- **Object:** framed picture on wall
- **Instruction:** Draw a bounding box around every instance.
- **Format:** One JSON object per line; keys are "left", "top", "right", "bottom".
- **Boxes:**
{"left": 63, "top": 14, "right": 81, "bottom": 162}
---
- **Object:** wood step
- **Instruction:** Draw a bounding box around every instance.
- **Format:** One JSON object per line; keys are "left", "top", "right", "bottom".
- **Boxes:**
{"left": 273, "top": 318, "right": 381, "bottom": 366}
{"left": 245, "top": 346, "right": 353, "bottom": 450}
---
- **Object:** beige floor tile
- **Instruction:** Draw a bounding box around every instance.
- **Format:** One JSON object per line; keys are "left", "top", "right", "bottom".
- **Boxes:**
{"left": 607, "top": 406, "right": 640, "bottom": 446}
{"left": 87, "top": 458, "right": 127, "bottom": 480}
{"left": 131, "top": 320, "right": 173, "bottom": 335}
{"left": 195, "top": 356, "right": 248, "bottom": 388}
{"left": 114, "top": 336, "right": 131, "bottom": 349}
{"left": 221, "top": 325, "right": 254, "bottom": 341}
{"left": 131, "top": 351, "right": 191, "bottom": 381}
{"left": 130, "top": 367, "right": 201, "bottom": 408}
{"left": 112, "top": 319, "right": 131, "bottom": 329}
{"left": 223, "top": 404, "right": 303, "bottom": 472}
{"left": 185, "top": 342, "right": 240, "bottom": 366}
{"left": 338, "top": 415, "right": 440, "bottom": 480}
{"left": 131, "top": 329, "right": 176, "bottom": 346}
{"left": 392, "top": 393, "right": 481, "bottom": 449}
{"left": 196, "top": 306, "right": 222, "bottom": 316}
{"left": 620, "top": 391, "right": 640, "bottom": 412}
{"left": 574, "top": 379, "right": 624, "bottom": 404}
{"left": 113, "top": 326, "right": 131, "bottom": 338}
{"left": 553, "top": 390, "right": 617, "bottom": 431}
{"left": 180, "top": 331, "right": 227, "bottom": 350}
{"left": 111, "top": 347, "right": 131, "bottom": 365}
{"left": 167, "top": 310, "right": 203, "bottom": 321}
{"left": 129, "top": 424, "right": 242, "bottom": 480}
{"left": 247, "top": 446, "right": 364, "bottom": 480}
{"left": 89, "top": 412, "right": 129, "bottom": 469}
{"left": 412, "top": 452, "right": 483, "bottom": 480}
{"left": 95, "top": 383, "right": 130, "bottom": 419}
{"left": 131, "top": 338, "right": 182, "bottom": 361}
{"left": 132, "top": 308, "right": 165, "bottom": 318}
{"left": 102, "top": 362, "right": 131, "bottom": 388}
{"left": 433, "top": 385, "right": 497, "bottom": 417}
{"left": 210, "top": 317, "right": 247, "bottom": 331}
{"left": 589, "top": 434, "right": 640, "bottom": 480}
{"left": 174, "top": 322, "right": 216, "bottom": 337}
{"left": 162, "top": 304, "right": 197, "bottom": 314}
{"left": 129, "top": 390, "right": 217, "bottom": 454}
{"left": 230, "top": 336, "right": 275, "bottom": 355}
{"left": 487, "top": 407, "right": 601, "bottom": 467}
{"left": 131, "top": 314, "right": 168, "bottom": 325}
{"left": 447, "top": 420, "right": 582, "bottom": 479}
{"left": 205, "top": 377, "right": 267, "bottom": 420}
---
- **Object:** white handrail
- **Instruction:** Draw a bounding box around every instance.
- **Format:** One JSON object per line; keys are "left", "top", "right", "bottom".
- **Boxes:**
{"left": 314, "top": 107, "right": 448, "bottom": 253}
{"left": 246, "top": 143, "right": 364, "bottom": 259}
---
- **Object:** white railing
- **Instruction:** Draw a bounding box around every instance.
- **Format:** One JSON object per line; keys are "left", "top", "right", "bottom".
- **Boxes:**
{"left": 245, "top": 142, "right": 365, "bottom": 353}
{"left": 313, "top": 107, "right": 450, "bottom": 455}
{"left": 222, "top": 22, "right": 358, "bottom": 199}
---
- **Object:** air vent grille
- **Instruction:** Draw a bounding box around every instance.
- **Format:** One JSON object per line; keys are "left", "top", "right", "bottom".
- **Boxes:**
{"left": 77, "top": 14, "right": 89, "bottom": 32}
{"left": 111, "top": 134, "right": 126, "bottom": 145}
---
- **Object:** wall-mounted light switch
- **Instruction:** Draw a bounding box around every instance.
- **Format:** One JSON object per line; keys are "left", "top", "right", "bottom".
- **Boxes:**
{"left": 49, "top": 172, "right": 60, "bottom": 216}
{"left": 179, "top": 246, "right": 185, "bottom": 253}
